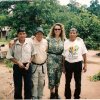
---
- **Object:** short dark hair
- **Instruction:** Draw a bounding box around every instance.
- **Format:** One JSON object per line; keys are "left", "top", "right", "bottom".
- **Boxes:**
{"left": 17, "top": 27, "right": 26, "bottom": 34}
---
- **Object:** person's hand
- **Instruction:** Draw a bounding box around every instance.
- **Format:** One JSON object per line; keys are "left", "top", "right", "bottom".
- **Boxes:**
{"left": 18, "top": 61, "right": 24, "bottom": 68}
{"left": 25, "top": 63, "right": 30, "bottom": 70}
{"left": 83, "top": 64, "right": 87, "bottom": 73}
{"left": 62, "top": 66, "right": 66, "bottom": 74}
{"left": 9, "top": 40, "right": 15, "bottom": 48}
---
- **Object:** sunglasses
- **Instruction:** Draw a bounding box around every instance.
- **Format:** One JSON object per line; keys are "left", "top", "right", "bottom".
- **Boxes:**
{"left": 54, "top": 28, "right": 61, "bottom": 31}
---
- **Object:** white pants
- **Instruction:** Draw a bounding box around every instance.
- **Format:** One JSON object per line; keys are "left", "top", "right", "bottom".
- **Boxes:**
{"left": 31, "top": 63, "right": 47, "bottom": 99}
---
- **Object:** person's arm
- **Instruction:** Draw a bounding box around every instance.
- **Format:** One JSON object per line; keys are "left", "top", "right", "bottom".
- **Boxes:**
{"left": 62, "top": 56, "right": 66, "bottom": 74}
{"left": 62, "top": 41, "right": 66, "bottom": 74}
{"left": 10, "top": 58, "right": 25, "bottom": 68}
{"left": 9, "top": 40, "right": 15, "bottom": 48}
{"left": 10, "top": 58, "right": 19, "bottom": 64}
{"left": 46, "top": 37, "right": 49, "bottom": 52}
{"left": 9, "top": 38, "right": 18, "bottom": 48}
{"left": 6, "top": 46, "right": 24, "bottom": 68}
{"left": 82, "top": 53, "right": 87, "bottom": 72}
{"left": 25, "top": 57, "right": 32, "bottom": 70}
{"left": 81, "top": 39, "right": 87, "bottom": 73}
{"left": 46, "top": 39, "right": 48, "bottom": 52}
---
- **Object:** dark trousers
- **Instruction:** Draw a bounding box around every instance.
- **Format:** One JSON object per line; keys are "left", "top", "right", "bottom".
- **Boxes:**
{"left": 13, "top": 64, "right": 32, "bottom": 99}
{"left": 64, "top": 61, "right": 82, "bottom": 99}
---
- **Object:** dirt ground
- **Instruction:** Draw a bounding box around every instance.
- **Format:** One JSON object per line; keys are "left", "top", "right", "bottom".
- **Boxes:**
{"left": 0, "top": 62, "right": 13, "bottom": 99}
{"left": 0, "top": 50, "right": 100, "bottom": 99}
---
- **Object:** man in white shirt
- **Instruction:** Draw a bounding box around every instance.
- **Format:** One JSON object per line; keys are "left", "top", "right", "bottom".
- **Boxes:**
{"left": 62, "top": 28, "right": 87, "bottom": 99}
{"left": 31, "top": 27, "right": 48, "bottom": 99}
{"left": 6, "top": 28, "right": 35, "bottom": 99}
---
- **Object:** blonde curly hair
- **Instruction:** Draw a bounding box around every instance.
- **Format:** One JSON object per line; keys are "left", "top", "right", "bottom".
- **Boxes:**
{"left": 48, "top": 23, "right": 66, "bottom": 41}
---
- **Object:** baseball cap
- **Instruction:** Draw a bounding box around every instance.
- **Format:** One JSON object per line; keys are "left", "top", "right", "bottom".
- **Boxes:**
{"left": 34, "top": 27, "right": 44, "bottom": 35}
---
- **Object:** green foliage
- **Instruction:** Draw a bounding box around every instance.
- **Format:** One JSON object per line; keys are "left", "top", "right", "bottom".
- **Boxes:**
{"left": 0, "top": 38, "right": 9, "bottom": 44}
{"left": 4, "top": 59, "right": 13, "bottom": 68}
{"left": 0, "top": 0, "right": 100, "bottom": 49}
{"left": 85, "top": 37, "right": 94, "bottom": 49}
{"left": 7, "top": 29, "right": 16, "bottom": 39}
{"left": 89, "top": 71, "right": 100, "bottom": 81}
{"left": 88, "top": 0, "right": 100, "bottom": 18}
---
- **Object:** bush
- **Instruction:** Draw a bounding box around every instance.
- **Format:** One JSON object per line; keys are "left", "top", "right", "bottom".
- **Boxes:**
{"left": 8, "top": 29, "right": 16, "bottom": 39}
{"left": 85, "top": 36, "right": 100, "bottom": 50}
{"left": 4, "top": 59, "right": 13, "bottom": 68}
{"left": 89, "top": 71, "right": 100, "bottom": 81}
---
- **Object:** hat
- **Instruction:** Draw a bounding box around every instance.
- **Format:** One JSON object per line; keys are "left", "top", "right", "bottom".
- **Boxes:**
{"left": 17, "top": 27, "right": 26, "bottom": 34}
{"left": 35, "top": 27, "right": 44, "bottom": 35}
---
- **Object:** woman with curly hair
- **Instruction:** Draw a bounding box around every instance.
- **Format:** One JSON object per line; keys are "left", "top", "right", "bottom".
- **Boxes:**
{"left": 46, "top": 23, "right": 66, "bottom": 99}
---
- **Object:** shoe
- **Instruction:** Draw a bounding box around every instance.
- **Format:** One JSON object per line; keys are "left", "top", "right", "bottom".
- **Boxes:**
{"left": 55, "top": 93, "right": 60, "bottom": 99}
{"left": 32, "top": 96, "right": 38, "bottom": 100}
{"left": 74, "top": 96, "right": 80, "bottom": 99}
{"left": 50, "top": 92, "right": 55, "bottom": 99}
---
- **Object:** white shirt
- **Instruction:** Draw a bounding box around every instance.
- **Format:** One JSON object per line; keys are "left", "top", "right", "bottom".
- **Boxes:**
{"left": 32, "top": 38, "right": 48, "bottom": 64}
{"left": 6, "top": 38, "right": 36, "bottom": 63}
{"left": 62, "top": 37, "right": 87, "bottom": 63}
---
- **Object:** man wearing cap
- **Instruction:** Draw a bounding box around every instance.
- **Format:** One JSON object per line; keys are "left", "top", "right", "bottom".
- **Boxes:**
{"left": 31, "top": 27, "right": 48, "bottom": 99}
{"left": 62, "top": 28, "right": 87, "bottom": 99}
{"left": 6, "top": 28, "right": 36, "bottom": 99}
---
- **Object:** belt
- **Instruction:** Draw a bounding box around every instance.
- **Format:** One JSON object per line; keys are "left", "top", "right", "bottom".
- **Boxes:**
{"left": 32, "top": 60, "right": 46, "bottom": 65}
{"left": 48, "top": 52, "right": 62, "bottom": 55}
{"left": 32, "top": 61, "right": 46, "bottom": 74}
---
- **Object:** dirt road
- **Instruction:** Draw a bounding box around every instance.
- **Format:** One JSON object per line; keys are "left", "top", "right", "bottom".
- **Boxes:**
{"left": 0, "top": 50, "right": 100, "bottom": 99}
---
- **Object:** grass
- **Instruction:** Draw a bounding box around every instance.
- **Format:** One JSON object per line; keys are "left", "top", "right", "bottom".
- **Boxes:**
{"left": 0, "top": 38, "right": 10, "bottom": 45}
{"left": 4, "top": 59, "right": 13, "bottom": 68}
{"left": 89, "top": 71, "right": 100, "bottom": 81}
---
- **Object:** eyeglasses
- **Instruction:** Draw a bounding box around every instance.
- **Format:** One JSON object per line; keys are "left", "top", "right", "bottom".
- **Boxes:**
{"left": 54, "top": 29, "right": 61, "bottom": 31}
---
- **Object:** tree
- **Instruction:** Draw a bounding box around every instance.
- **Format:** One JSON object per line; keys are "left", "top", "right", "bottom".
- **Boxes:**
{"left": 88, "top": 0, "right": 100, "bottom": 17}
{"left": 0, "top": 0, "right": 100, "bottom": 49}
{"left": 0, "top": 0, "right": 60, "bottom": 36}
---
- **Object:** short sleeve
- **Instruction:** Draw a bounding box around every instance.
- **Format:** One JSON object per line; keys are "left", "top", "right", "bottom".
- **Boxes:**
{"left": 82, "top": 41, "right": 88, "bottom": 55}
{"left": 6, "top": 47, "right": 14, "bottom": 59}
{"left": 62, "top": 41, "right": 66, "bottom": 57}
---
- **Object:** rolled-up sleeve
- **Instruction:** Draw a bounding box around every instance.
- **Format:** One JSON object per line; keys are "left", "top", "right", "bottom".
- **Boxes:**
{"left": 6, "top": 47, "right": 14, "bottom": 59}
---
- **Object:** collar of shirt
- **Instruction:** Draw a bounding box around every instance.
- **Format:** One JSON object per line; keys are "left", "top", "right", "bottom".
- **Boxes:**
{"left": 15, "top": 39, "right": 28, "bottom": 45}
{"left": 33, "top": 37, "right": 44, "bottom": 44}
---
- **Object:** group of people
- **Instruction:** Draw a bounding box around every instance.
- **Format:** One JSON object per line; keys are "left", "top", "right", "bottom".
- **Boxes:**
{"left": 6, "top": 23, "right": 87, "bottom": 99}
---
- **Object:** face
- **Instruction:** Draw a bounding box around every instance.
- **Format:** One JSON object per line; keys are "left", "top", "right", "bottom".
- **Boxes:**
{"left": 54, "top": 25, "right": 62, "bottom": 37}
{"left": 69, "top": 30, "right": 77, "bottom": 41}
{"left": 17, "top": 32, "right": 27, "bottom": 41}
{"left": 35, "top": 32, "right": 43, "bottom": 42}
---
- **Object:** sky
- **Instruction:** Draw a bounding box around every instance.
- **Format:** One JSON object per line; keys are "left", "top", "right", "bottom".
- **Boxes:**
{"left": 58, "top": 0, "right": 100, "bottom": 6}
